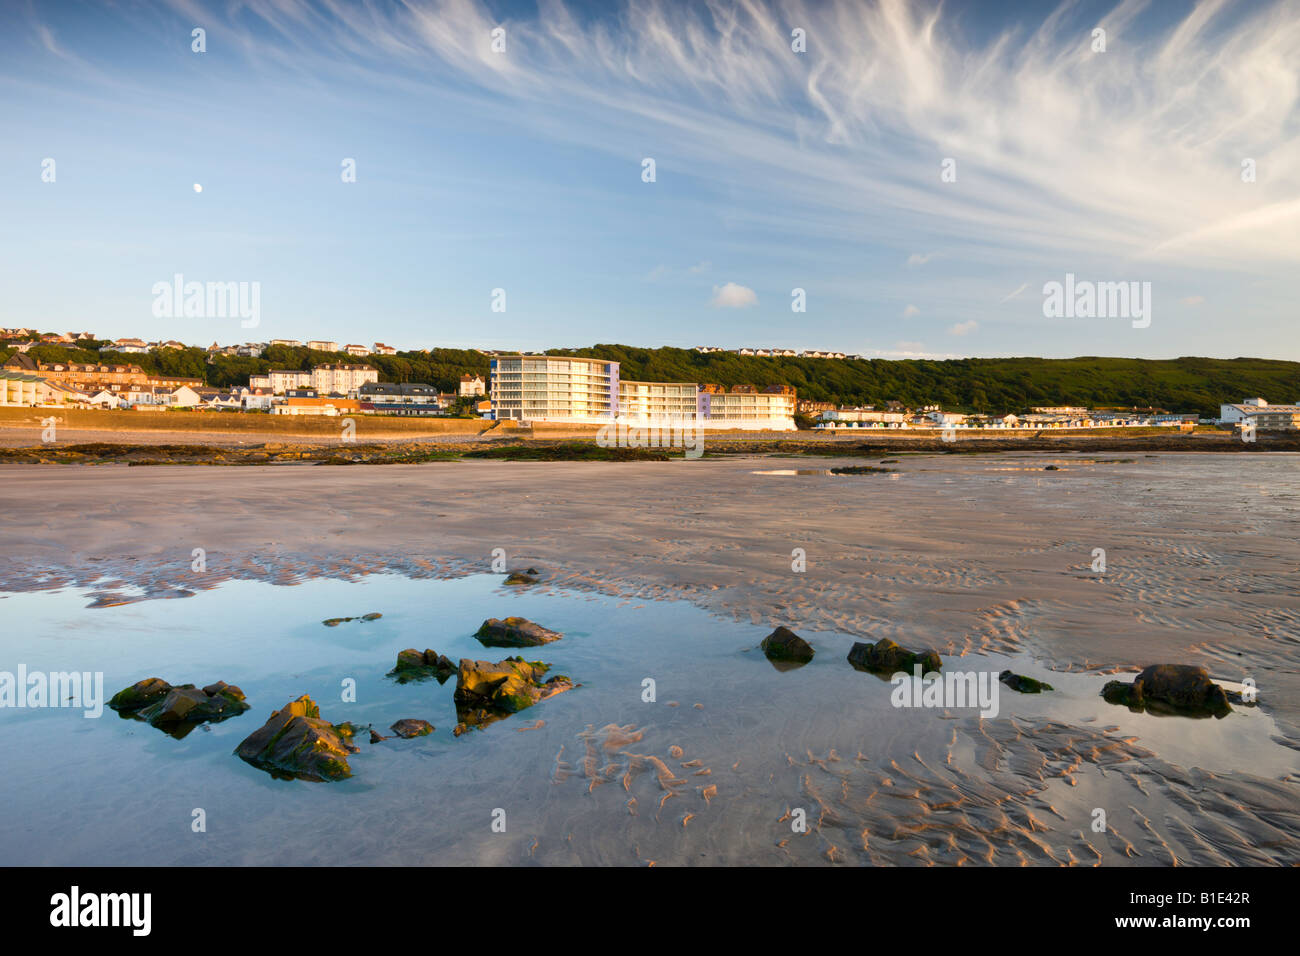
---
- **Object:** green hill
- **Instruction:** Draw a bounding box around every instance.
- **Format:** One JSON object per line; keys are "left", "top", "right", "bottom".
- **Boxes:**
{"left": 547, "top": 346, "right": 1300, "bottom": 418}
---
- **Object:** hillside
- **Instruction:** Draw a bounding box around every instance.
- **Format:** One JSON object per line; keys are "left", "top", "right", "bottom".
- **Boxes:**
{"left": 549, "top": 347, "right": 1300, "bottom": 418}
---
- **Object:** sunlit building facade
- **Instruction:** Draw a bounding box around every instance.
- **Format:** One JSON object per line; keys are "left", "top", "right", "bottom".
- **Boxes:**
{"left": 489, "top": 355, "right": 796, "bottom": 429}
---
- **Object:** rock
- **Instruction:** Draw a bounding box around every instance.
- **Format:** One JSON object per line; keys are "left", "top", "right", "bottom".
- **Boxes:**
{"left": 110, "top": 678, "right": 249, "bottom": 737}
{"left": 108, "top": 677, "right": 173, "bottom": 711}
{"left": 235, "top": 696, "right": 360, "bottom": 781}
{"left": 389, "top": 648, "right": 457, "bottom": 684}
{"left": 1102, "top": 664, "right": 1231, "bottom": 718}
{"left": 390, "top": 718, "right": 435, "bottom": 738}
{"left": 323, "top": 612, "right": 381, "bottom": 626}
{"left": 847, "top": 638, "right": 942, "bottom": 674}
{"left": 369, "top": 729, "right": 388, "bottom": 744}
{"left": 453, "top": 657, "right": 573, "bottom": 734}
{"left": 999, "top": 670, "right": 1053, "bottom": 693}
{"left": 760, "top": 626, "right": 815, "bottom": 664}
{"left": 1044, "top": 465, "right": 1060, "bottom": 471}
{"left": 475, "top": 617, "right": 563, "bottom": 647}
{"left": 504, "top": 571, "right": 539, "bottom": 585}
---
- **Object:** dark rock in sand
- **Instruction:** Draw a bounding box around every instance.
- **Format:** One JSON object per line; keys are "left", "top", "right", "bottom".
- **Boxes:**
{"left": 1044, "top": 465, "right": 1060, "bottom": 471}
{"left": 390, "top": 718, "right": 435, "bottom": 738}
{"left": 760, "top": 626, "right": 815, "bottom": 665}
{"left": 235, "top": 695, "right": 360, "bottom": 781}
{"left": 110, "top": 678, "right": 249, "bottom": 737}
{"left": 999, "top": 670, "right": 1054, "bottom": 693}
{"left": 504, "top": 571, "right": 539, "bottom": 585}
{"left": 453, "top": 656, "right": 573, "bottom": 735}
{"left": 475, "top": 617, "right": 563, "bottom": 647}
{"left": 847, "top": 638, "right": 942, "bottom": 675}
{"left": 388, "top": 648, "right": 457, "bottom": 684}
{"left": 1102, "top": 664, "right": 1231, "bottom": 718}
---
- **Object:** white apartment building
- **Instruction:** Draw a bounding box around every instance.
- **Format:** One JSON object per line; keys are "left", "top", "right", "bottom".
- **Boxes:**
{"left": 490, "top": 355, "right": 617, "bottom": 423}
{"left": 618, "top": 380, "right": 700, "bottom": 423}
{"left": 699, "top": 384, "right": 796, "bottom": 429}
{"left": 311, "top": 364, "right": 378, "bottom": 395}
{"left": 307, "top": 340, "right": 339, "bottom": 352}
{"left": 266, "top": 369, "right": 312, "bottom": 393}
{"left": 488, "top": 355, "right": 797, "bottom": 429}
{"left": 459, "top": 374, "right": 486, "bottom": 397}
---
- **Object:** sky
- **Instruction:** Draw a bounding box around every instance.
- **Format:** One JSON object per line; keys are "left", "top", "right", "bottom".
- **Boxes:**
{"left": 1, "top": 0, "right": 1297, "bottom": 360}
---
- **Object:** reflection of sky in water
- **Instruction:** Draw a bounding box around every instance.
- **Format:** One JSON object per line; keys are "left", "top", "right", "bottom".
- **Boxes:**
{"left": 0, "top": 573, "right": 1293, "bottom": 865}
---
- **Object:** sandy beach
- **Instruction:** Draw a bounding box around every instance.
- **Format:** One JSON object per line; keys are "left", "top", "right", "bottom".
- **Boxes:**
{"left": 2, "top": 452, "right": 1297, "bottom": 865}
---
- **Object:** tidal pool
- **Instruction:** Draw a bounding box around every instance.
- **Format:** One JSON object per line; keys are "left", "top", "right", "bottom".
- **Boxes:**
{"left": 0, "top": 572, "right": 1295, "bottom": 866}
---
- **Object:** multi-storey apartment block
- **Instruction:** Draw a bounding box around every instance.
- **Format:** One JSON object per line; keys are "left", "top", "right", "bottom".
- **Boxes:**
{"left": 490, "top": 355, "right": 618, "bottom": 424}
{"left": 489, "top": 355, "right": 795, "bottom": 429}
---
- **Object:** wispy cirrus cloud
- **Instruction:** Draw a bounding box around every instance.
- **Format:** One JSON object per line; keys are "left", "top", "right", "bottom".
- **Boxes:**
{"left": 132, "top": 0, "right": 1300, "bottom": 274}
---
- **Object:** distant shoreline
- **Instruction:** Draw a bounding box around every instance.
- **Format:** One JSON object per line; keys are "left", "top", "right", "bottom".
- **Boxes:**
{"left": 1, "top": 427, "right": 1296, "bottom": 464}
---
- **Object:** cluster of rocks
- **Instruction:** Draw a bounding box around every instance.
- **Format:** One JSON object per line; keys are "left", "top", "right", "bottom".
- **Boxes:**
{"left": 504, "top": 568, "right": 541, "bottom": 586}
{"left": 109, "top": 678, "right": 250, "bottom": 738}
{"left": 758, "top": 629, "right": 1243, "bottom": 718}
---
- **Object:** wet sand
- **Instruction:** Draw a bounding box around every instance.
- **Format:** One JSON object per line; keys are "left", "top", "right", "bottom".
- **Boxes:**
{"left": 2, "top": 452, "right": 1297, "bottom": 865}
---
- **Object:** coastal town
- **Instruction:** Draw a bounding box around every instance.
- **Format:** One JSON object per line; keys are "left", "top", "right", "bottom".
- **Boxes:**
{"left": 2, "top": 329, "right": 1297, "bottom": 435}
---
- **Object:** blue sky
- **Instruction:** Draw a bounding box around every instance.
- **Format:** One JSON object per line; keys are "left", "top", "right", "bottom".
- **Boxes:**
{"left": 2, "top": 0, "right": 1297, "bottom": 359}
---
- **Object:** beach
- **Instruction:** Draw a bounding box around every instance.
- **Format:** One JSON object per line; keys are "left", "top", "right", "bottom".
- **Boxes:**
{"left": 1, "top": 452, "right": 1297, "bottom": 865}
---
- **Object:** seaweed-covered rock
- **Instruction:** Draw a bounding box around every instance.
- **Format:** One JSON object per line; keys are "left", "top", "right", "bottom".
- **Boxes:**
{"left": 847, "top": 638, "right": 941, "bottom": 675}
{"left": 760, "top": 626, "right": 815, "bottom": 664}
{"left": 235, "top": 696, "right": 360, "bottom": 781}
{"left": 108, "top": 677, "right": 173, "bottom": 712}
{"left": 504, "top": 570, "right": 540, "bottom": 585}
{"left": 390, "top": 718, "right": 435, "bottom": 738}
{"left": 1102, "top": 664, "right": 1231, "bottom": 718}
{"left": 388, "top": 648, "right": 457, "bottom": 684}
{"left": 323, "top": 612, "right": 382, "bottom": 627}
{"left": 453, "top": 657, "right": 573, "bottom": 735}
{"left": 109, "top": 678, "right": 249, "bottom": 737}
{"left": 475, "top": 617, "right": 563, "bottom": 647}
{"left": 999, "top": 670, "right": 1054, "bottom": 693}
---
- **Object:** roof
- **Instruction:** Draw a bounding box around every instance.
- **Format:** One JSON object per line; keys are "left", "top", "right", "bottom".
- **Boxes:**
{"left": 3, "top": 352, "right": 39, "bottom": 371}
{"left": 360, "top": 381, "right": 439, "bottom": 395}
{"left": 1229, "top": 403, "right": 1300, "bottom": 414}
